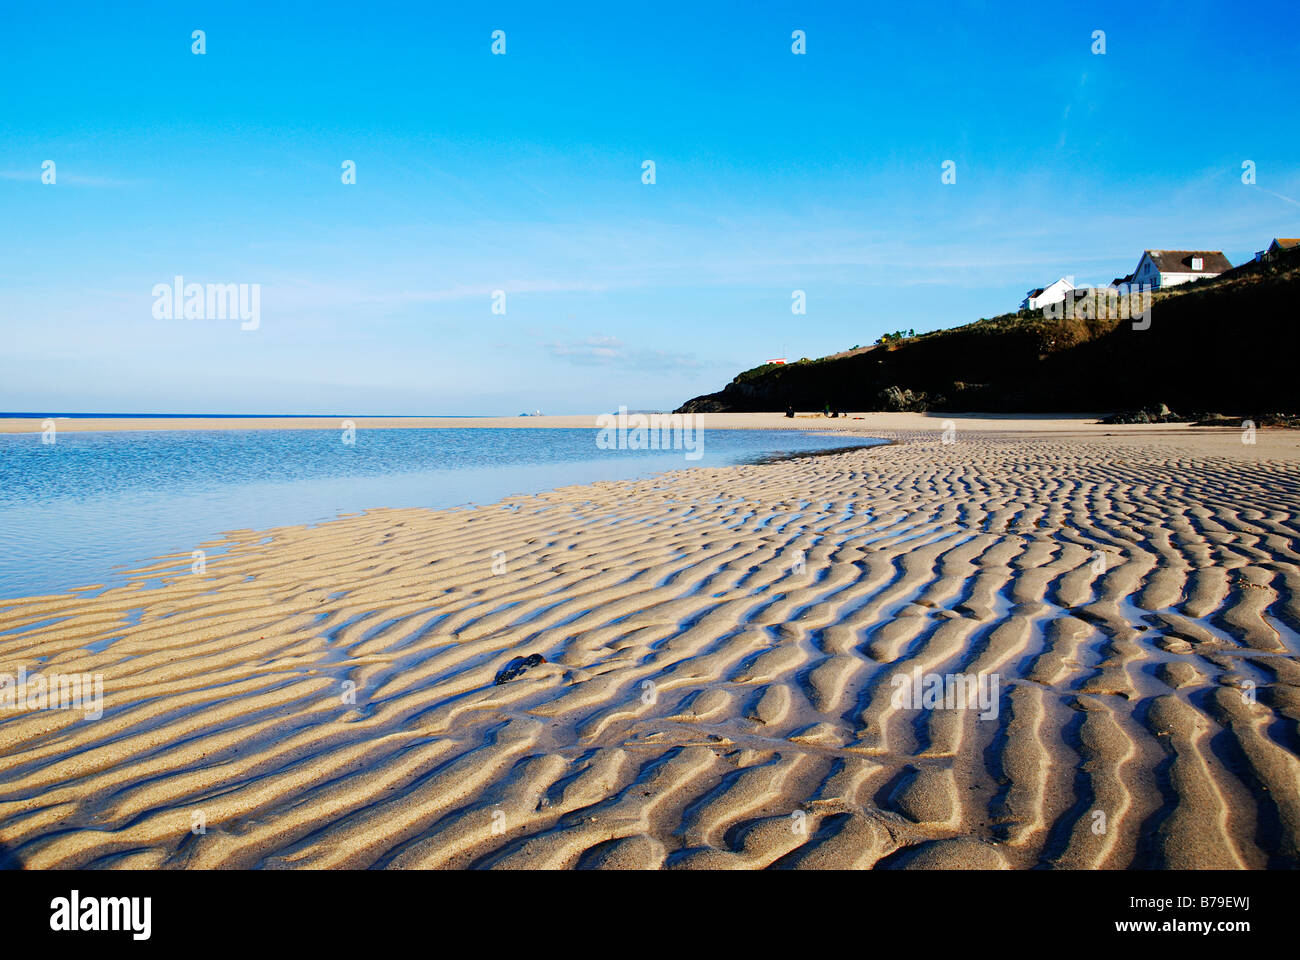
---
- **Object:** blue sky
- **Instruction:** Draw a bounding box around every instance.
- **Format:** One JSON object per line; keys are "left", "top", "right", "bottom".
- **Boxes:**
{"left": 2, "top": 0, "right": 1297, "bottom": 415}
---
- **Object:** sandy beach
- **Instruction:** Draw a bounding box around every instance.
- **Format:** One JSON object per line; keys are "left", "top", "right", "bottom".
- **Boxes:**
{"left": 3, "top": 411, "right": 1122, "bottom": 434}
{"left": 2, "top": 415, "right": 1298, "bottom": 869}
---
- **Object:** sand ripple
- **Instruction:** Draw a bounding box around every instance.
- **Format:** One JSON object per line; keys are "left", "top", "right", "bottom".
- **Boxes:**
{"left": 2, "top": 429, "right": 1299, "bottom": 869}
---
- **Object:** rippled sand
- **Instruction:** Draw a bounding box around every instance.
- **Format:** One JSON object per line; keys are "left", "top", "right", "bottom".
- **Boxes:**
{"left": 2, "top": 421, "right": 1298, "bottom": 869}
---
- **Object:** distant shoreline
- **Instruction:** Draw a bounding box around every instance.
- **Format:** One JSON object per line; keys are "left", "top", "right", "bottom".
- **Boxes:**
{"left": 0, "top": 412, "right": 502, "bottom": 419}
{"left": 0, "top": 411, "right": 1130, "bottom": 435}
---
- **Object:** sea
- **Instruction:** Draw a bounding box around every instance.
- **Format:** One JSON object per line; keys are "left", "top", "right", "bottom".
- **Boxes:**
{"left": 0, "top": 424, "right": 879, "bottom": 599}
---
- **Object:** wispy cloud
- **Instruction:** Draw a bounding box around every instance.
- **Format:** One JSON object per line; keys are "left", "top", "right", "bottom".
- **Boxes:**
{"left": 1258, "top": 188, "right": 1300, "bottom": 208}
{"left": 547, "top": 334, "right": 701, "bottom": 371}
{"left": 0, "top": 169, "right": 135, "bottom": 187}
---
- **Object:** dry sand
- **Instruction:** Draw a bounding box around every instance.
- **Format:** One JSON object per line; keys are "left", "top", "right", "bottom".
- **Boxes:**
{"left": 2, "top": 416, "right": 1299, "bottom": 869}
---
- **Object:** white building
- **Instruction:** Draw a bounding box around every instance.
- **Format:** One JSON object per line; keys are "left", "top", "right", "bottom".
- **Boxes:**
{"left": 1127, "top": 250, "right": 1231, "bottom": 289}
{"left": 1020, "top": 276, "right": 1075, "bottom": 311}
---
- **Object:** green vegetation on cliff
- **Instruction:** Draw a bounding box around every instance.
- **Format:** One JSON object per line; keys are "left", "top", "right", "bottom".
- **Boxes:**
{"left": 676, "top": 247, "right": 1300, "bottom": 416}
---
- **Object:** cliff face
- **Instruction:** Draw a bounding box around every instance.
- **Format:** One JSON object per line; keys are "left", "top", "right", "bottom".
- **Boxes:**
{"left": 677, "top": 248, "right": 1300, "bottom": 416}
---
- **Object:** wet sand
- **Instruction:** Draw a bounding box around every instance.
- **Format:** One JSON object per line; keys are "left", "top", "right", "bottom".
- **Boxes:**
{"left": 1, "top": 417, "right": 1298, "bottom": 868}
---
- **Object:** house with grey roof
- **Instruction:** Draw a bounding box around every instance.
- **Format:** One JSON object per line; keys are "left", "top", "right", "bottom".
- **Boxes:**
{"left": 1256, "top": 238, "right": 1300, "bottom": 261}
{"left": 1127, "top": 250, "right": 1231, "bottom": 289}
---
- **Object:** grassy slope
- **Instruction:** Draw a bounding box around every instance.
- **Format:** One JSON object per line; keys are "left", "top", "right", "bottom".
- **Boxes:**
{"left": 676, "top": 247, "right": 1300, "bottom": 415}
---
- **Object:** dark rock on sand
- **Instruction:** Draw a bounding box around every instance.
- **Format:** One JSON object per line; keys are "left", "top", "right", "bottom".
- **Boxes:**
{"left": 494, "top": 654, "right": 546, "bottom": 685}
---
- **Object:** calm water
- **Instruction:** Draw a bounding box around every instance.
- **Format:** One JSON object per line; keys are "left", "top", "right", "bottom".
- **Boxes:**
{"left": 0, "top": 427, "right": 878, "bottom": 599}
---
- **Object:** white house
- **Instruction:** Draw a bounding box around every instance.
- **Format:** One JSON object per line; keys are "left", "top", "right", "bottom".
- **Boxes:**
{"left": 1127, "top": 250, "right": 1231, "bottom": 289}
{"left": 1020, "top": 276, "right": 1075, "bottom": 311}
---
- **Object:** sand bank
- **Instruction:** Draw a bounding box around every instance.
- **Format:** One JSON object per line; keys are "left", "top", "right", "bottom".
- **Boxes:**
{"left": 1, "top": 421, "right": 1298, "bottom": 868}
{"left": 2, "top": 411, "right": 1154, "bottom": 435}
